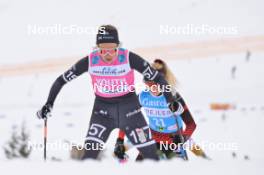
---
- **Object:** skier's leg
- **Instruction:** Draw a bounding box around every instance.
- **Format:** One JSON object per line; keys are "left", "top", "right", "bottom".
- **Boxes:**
{"left": 151, "top": 131, "right": 176, "bottom": 159}
{"left": 82, "top": 100, "right": 116, "bottom": 160}
{"left": 135, "top": 153, "right": 144, "bottom": 161}
{"left": 119, "top": 96, "right": 159, "bottom": 160}
{"left": 123, "top": 120, "right": 159, "bottom": 160}
{"left": 171, "top": 134, "right": 188, "bottom": 159}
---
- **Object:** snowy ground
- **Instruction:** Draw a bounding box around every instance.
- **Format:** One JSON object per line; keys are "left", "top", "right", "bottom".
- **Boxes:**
{"left": 0, "top": 52, "right": 264, "bottom": 174}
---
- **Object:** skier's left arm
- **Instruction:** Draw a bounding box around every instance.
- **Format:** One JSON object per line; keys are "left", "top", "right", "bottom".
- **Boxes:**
{"left": 174, "top": 93, "right": 197, "bottom": 140}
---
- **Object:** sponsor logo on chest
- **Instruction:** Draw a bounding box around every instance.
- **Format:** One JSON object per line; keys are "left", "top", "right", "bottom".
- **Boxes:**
{"left": 89, "top": 64, "right": 131, "bottom": 76}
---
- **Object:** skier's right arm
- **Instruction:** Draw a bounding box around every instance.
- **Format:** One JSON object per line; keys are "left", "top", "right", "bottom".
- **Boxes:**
{"left": 37, "top": 56, "right": 89, "bottom": 119}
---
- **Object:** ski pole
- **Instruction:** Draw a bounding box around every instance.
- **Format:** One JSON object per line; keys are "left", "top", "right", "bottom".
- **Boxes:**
{"left": 44, "top": 118, "right": 47, "bottom": 161}
{"left": 174, "top": 115, "right": 188, "bottom": 161}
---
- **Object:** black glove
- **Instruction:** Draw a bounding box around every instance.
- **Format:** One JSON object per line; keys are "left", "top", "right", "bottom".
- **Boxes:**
{"left": 114, "top": 138, "right": 126, "bottom": 160}
{"left": 37, "top": 104, "right": 52, "bottom": 119}
{"left": 169, "top": 101, "right": 184, "bottom": 116}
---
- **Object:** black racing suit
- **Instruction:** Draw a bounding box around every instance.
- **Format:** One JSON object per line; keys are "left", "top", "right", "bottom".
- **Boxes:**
{"left": 44, "top": 51, "right": 176, "bottom": 160}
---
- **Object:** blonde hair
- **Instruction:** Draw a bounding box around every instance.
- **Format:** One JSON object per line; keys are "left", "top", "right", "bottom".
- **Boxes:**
{"left": 151, "top": 59, "right": 178, "bottom": 94}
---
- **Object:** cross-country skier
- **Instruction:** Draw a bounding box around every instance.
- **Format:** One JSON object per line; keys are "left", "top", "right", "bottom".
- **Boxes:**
{"left": 114, "top": 58, "right": 199, "bottom": 160}
{"left": 36, "top": 25, "right": 184, "bottom": 160}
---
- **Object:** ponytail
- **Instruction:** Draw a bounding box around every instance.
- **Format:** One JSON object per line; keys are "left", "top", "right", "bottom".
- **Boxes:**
{"left": 152, "top": 59, "right": 178, "bottom": 95}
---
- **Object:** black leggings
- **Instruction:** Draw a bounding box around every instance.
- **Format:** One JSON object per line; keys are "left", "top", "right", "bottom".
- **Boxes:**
{"left": 136, "top": 135, "right": 183, "bottom": 161}
{"left": 82, "top": 93, "right": 159, "bottom": 160}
